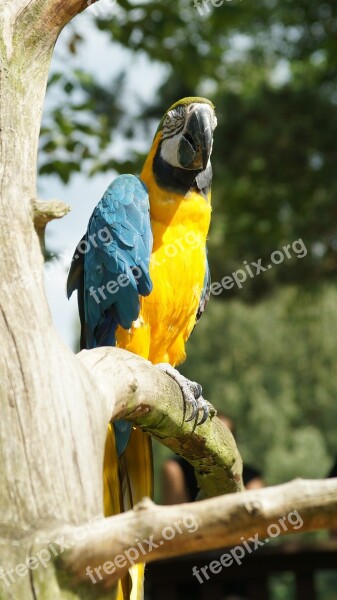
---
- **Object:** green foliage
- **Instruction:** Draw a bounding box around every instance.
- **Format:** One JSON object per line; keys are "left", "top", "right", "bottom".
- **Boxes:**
{"left": 40, "top": 70, "right": 126, "bottom": 182}
{"left": 210, "top": 78, "right": 337, "bottom": 299}
{"left": 317, "top": 572, "right": 337, "bottom": 600}
{"left": 180, "top": 286, "right": 337, "bottom": 484}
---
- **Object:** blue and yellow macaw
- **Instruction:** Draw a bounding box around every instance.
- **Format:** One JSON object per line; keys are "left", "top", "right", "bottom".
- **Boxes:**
{"left": 67, "top": 97, "right": 217, "bottom": 599}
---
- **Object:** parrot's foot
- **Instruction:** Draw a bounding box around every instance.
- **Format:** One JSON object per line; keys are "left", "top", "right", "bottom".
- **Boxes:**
{"left": 156, "top": 363, "right": 209, "bottom": 426}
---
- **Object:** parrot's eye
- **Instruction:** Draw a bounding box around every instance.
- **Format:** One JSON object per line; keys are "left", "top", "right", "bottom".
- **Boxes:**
{"left": 167, "top": 105, "right": 185, "bottom": 122}
{"left": 162, "top": 107, "right": 185, "bottom": 139}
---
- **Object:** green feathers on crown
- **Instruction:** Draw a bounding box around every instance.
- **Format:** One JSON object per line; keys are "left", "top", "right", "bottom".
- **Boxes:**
{"left": 154, "top": 97, "right": 215, "bottom": 138}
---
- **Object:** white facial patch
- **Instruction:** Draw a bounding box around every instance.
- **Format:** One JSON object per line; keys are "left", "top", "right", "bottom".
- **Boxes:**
{"left": 160, "top": 102, "right": 217, "bottom": 169}
{"left": 160, "top": 133, "right": 181, "bottom": 168}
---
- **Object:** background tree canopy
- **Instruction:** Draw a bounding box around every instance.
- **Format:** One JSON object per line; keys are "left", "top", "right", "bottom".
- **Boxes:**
{"left": 41, "top": 0, "right": 337, "bottom": 486}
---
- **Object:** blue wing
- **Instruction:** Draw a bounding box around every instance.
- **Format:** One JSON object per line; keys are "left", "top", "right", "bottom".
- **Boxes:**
{"left": 67, "top": 174, "right": 153, "bottom": 350}
{"left": 195, "top": 251, "right": 211, "bottom": 325}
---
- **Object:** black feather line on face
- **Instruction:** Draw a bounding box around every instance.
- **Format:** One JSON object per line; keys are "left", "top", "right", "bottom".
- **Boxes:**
{"left": 152, "top": 141, "right": 212, "bottom": 199}
{"left": 162, "top": 121, "right": 185, "bottom": 140}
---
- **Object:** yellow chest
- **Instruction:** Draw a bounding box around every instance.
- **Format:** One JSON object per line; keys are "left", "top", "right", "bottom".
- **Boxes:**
{"left": 146, "top": 187, "right": 211, "bottom": 360}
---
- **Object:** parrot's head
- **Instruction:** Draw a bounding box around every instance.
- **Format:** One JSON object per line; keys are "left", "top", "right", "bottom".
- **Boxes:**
{"left": 145, "top": 97, "right": 216, "bottom": 198}
{"left": 157, "top": 97, "right": 216, "bottom": 172}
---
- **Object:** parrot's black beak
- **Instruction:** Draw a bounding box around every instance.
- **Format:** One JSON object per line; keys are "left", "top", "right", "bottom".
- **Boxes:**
{"left": 178, "top": 105, "right": 213, "bottom": 171}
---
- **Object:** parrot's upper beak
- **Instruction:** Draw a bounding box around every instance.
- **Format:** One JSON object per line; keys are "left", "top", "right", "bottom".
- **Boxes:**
{"left": 178, "top": 105, "right": 213, "bottom": 171}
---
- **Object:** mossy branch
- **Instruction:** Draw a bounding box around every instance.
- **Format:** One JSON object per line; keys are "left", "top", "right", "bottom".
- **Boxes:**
{"left": 78, "top": 347, "right": 243, "bottom": 498}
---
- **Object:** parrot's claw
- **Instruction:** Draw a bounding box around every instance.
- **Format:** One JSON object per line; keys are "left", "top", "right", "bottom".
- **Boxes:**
{"left": 195, "top": 396, "right": 210, "bottom": 426}
{"left": 156, "top": 363, "right": 209, "bottom": 426}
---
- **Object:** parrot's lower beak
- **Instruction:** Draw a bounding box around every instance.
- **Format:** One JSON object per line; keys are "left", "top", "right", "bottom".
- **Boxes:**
{"left": 178, "top": 105, "right": 213, "bottom": 171}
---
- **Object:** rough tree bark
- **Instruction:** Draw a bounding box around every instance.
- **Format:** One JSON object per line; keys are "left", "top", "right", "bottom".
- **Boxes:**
{"left": 0, "top": 2, "right": 336, "bottom": 600}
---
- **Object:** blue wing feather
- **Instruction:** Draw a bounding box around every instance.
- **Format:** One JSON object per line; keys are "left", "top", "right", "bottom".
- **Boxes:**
{"left": 67, "top": 174, "right": 153, "bottom": 350}
{"left": 85, "top": 174, "right": 153, "bottom": 347}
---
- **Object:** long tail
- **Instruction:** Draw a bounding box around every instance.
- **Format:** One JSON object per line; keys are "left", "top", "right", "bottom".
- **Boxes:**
{"left": 104, "top": 425, "right": 153, "bottom": 600}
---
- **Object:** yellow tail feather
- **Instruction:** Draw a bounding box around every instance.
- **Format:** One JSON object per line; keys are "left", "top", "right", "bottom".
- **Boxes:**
{"left": 103, "top": 424, "right": 153, "bottom": 600}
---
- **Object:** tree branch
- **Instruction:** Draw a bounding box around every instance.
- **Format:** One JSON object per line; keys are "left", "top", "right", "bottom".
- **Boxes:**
{"left": 56, "top": 478, "right": 337, "bottom": 589}
{"left": 0, "top": 1, "right": 99, "bottom": 65}
{"left": 77, "top": 347, "right": 243, "bottom": 498}
{"left": 33, "top": 199, "right": 70, "bottom": 227}
{"left": 33, "top": 199, "right": 71, "bottom": 251}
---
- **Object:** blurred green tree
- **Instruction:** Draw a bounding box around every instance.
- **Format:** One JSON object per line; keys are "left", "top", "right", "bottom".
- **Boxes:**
{"left": 181, "top": 286, "right": 336, "bottom": 484}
